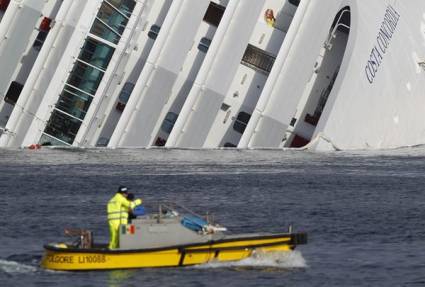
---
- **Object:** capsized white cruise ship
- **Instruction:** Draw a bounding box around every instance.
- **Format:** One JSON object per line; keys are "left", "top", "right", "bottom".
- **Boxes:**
{"left": 0, "top": 0, "right": 424, "bottom": 151}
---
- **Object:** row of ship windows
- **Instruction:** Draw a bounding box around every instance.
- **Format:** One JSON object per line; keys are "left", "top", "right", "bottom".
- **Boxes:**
{"left": 159, "top": 110, "right": 251, "bottom": 137}
{"left": 148, "top": 24, "right": 213, "bottom": 54}
{"left": 42, "top": 0, "right": 136, "bottom": 145}
{"left": 147, "top": 37, "right": 275, "bottom": 77}
{"left": 115, "top": 2, "right": 226, "bottom": 111}
{"left": 146, "top": 1, "right": 225, "bottom": 49}
{"left": 38, "top": 0, "right": 271, "bottom": 145}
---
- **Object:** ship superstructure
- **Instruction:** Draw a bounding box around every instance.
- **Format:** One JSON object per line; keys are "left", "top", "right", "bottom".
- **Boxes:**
{"left": 0, "top": 0, "right": 424, "bottom": 151}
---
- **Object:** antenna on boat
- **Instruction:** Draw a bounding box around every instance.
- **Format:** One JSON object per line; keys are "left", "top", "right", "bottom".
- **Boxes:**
{"left": 158, "top": 204, "right": 162, "bottom": 223}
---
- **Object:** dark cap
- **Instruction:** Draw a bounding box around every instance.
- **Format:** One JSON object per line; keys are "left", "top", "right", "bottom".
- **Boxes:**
{"left": 117, "top": 185, "right": 129, "bottom": 193}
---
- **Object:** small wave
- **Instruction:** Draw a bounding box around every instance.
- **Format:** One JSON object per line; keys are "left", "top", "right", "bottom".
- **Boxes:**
{"left": 0, "top": 259, "right": 38, "bottom": 274}
{"left": 194, "top": 250, "right": 307, "bottom": 270}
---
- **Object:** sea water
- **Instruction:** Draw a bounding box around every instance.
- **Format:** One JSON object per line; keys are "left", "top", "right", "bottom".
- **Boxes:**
{"left": 0, "top": 147, "right": 424, "bottom": 286}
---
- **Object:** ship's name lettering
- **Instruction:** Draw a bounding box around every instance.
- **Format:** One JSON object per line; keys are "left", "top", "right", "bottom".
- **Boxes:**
{"left": 47, "top": 255, "right": 74, "bottom": 264}
{"left": 78, "top": 255, "right": 106, "bottom": 264}
{"left": 365, "top": 5, "right": 400, "bottom": 84}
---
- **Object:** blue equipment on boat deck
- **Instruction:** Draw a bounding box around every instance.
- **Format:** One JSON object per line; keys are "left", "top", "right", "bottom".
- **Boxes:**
{"left": 133, "top": 205, "right": 146, "bottom": 216}
{"left": 181, "top": 215, "right": 208, "bottom": 232}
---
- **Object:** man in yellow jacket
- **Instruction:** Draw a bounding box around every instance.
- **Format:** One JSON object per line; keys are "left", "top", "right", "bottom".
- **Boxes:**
{"left": 107, "top": 186, "right": 142, "bottom": 249}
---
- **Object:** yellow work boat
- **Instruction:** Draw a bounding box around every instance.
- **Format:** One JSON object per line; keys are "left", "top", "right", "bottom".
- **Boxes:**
{"left": 41, "top": 204, "right": 307, "bottom": 271}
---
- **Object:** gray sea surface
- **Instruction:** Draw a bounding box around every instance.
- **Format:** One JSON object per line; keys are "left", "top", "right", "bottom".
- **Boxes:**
{"left": 0, "top": 147, "right": 424, "bottom": 286}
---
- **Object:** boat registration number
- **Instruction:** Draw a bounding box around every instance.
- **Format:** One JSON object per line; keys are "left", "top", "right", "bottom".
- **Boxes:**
{"left": 46, "top": 254, "right": 107, "bottom": 264}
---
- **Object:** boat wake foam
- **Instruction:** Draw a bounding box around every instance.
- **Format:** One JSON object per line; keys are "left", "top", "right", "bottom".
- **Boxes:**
{"left": 0, "top": 259, "right": 38, "bottom": 274}
{"left": 194, "top": 250, "right": 307, "bottom": 270}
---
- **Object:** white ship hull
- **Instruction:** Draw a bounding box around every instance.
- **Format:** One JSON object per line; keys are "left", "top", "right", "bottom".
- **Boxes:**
{"left": 0, "top": 0, "right": 424, "bottom": 151}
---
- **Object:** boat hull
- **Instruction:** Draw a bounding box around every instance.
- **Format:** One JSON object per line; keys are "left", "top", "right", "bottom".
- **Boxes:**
{"left": 41, "top": 233, "right": 305, "bottom": 271}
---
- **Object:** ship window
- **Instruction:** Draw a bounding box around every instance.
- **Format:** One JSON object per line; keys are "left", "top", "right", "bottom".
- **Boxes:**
{"left": 33, "top": 31, "right": 48, "bottom": 51}
{"left": 224, "top": 142, "right": 236, "bottom": 148}
{"left": 97, "top": 137, "right": 110, "bottom": 147}
{"left": 148, "top": 24, "right": 161, "bottom": 40}
{"left": 203, "top": 2, "right": 225, "bottom": 27}
{"left": 55, "top": 89, "right": 93, "bottom": 121}
{"left": 96, "top": 1, "right": 128, "bottom": 34}
{"left": 154, "top": 137, "right": 166, "bottom": 147}
{"left": 118, "top": 82, "right": 135, "bottom": 103}
{"left": 44, "top": 110, "right": 83, "bottom": 145}
{"left": 78, "top": 37, "right": 115, "bottom": 70}
{"left": 241, "top": 44, "right": 276, "bottom": 75}
{"left": 90, "top": 0, "right": 131, "bottom": 44}
{"left": 4, "top": 81, "right": 23, "bottom": 105}
{"left": 288, "top": 0, "right": 300, "bottom": 7}
{"left": 233, "top": 112, "right": 251, "bottom": 134}
{"left": 161, "top": 112, "right": 178, "bottom": 134}
{"left": 198, "top": 37, "right": 212, "bottom": 53}
{"left": 106, "top": 0, "right": 136, "bottom": 18}
{"left": 220, "top": 103, "right": 230, "bottom": 111}
{"left": 67, "top": 62, "right": 105, "bottom": 96}
{"left": 90, "top": 19, "right": 121, "bottom": 44}
{"left": 39, "top": 133, "right": 69, "bottom": 146}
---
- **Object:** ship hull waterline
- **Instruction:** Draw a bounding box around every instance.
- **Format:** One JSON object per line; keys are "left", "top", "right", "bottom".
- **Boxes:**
{"left": 41, "top": 234, "right": 304, "bottom": 271}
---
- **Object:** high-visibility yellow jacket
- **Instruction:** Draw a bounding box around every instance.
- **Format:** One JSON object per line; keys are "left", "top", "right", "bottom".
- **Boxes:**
{"left": 107, "top": 193, "right": 131, "bottom": 224}
{"left": 130, "top": 199, "right": 142, "bottom": 209}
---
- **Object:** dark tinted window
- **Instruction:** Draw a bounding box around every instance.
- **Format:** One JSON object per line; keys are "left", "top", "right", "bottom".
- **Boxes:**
{"left": 108, "top": 0, "right": 136, "bottom": 18}
{"left": 78, "top": 37, "right": 115, "bottom": 70}
{"left": 148, "top": 25, "right": 161, "bottom": 40}
{"left": 161, "top": 112, "right": 178, "bottom": 134}
{"left": 198, "top": 37, "right": 212, "bottom": 53}
{"left": 67, "top": 62, "right": 104, "bottom": 95}
{"left": 55, "top": 89, "right": 93, "bottom": 120}
{"left": 33, "top": 31, "right": 48, "bottom": 51}
{"left": 224, "top": 142, "right": 237, "bottom": 148}
{"left": 233, "top": 112, "right": 251, "bottom": 134}
{"left": 4, "top": 81, "right": 24, "bottom": 105}
{"left": 44, "top": 110, "right": 83, "bottom": 144}
{"left": 118, "top": 82, "right": 135, "bottom": 103}
{"left": 289, "top": 0, "right": 300, "bottom": 7}
{"left": 241, "top": 44, "right": 276, "bottom": 75}
{"left": 203, "top": 2, "right": 225, "bottom": 27}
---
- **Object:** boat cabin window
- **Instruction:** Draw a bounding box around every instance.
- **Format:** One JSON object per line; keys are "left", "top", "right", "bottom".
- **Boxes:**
{"left": 233, "top": 112, "right": 251, "bottom": 134}
{"left": 241, "top": 44, "right": 276, "bottom": 75}
{"left": 203, "top": 2, "right": 225, "bottom": 27}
